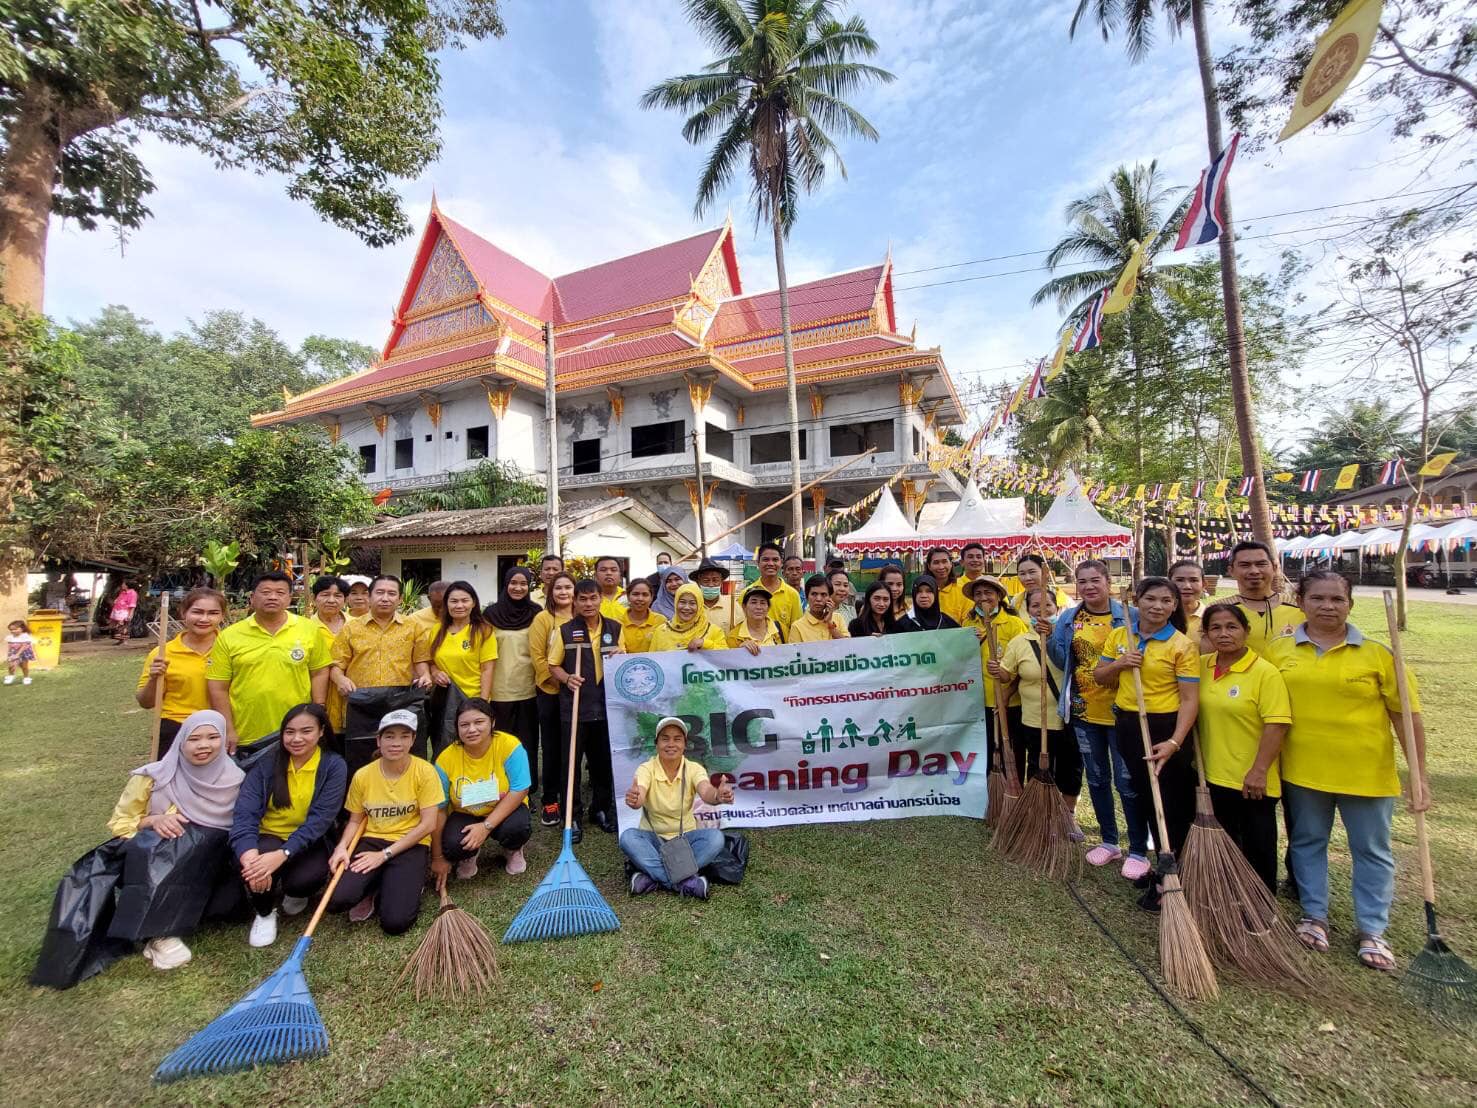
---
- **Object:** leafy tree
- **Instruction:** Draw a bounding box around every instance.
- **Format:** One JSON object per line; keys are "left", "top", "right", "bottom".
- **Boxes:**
{"left": 391, "top": 459, "right": 544, "bottom": 512}
{"left": 0, "top": 1, "right": 506, "bottom": 311}
{"left": 1286, "top": 397, "right": 1417, "bottom": 479}
{"left": 301, "top": 334, "right": 379, "bottom": 382}
{"left": 642, "top": 0, "right": 895, "bottom": 547}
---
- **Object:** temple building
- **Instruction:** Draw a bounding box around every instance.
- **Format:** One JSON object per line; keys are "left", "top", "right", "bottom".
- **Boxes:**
{"left": 255, "top": 200, "right": 966, "bottom": 566}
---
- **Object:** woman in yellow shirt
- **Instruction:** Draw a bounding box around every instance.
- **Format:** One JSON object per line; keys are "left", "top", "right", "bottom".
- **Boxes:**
{"left": 618, "top": 577, "right": 667, "bottom": 654}
{"left": 727, "top": 588, "right": 783, "bottom": 653}
{"left": 1093, "top": 576, "right": 1199, "bottom": 894}
{"left": 485, "top": 566, "right": 541, "bottom": 820}
{"left": 649, "top": 583, "right": 728, "bottom": 652}
{"left": 430, "top": 698, "right": 532, "bottom": 885}
{"left": 1169, "top": 560, "right": 1207, "bottom": 645}
{"left": 529, "top": 572, "right": 575, "bottom": 827}
{"left": 1196, "top": 602, "right": 1290, "bottom": 895}
{"left": 1267, "top": 569, "right": 1429, "bottom": 972}
{"left": 428, "top": 581, "right": 498, "bottom": 699}
{"left": 327, "top": 710, "right": 443, "bottom": 935}
{"left": 135, "top": 587, "right": 227, "bottom": 755}
{"left": 1014, "top": 554, "right": 1071, "bottom": 611}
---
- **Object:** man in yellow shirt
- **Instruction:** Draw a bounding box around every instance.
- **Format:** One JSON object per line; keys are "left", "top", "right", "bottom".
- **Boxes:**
{"left": 208, "top": 572, "right": 332, "bottom": 752}
{"left": 740, "top": 543, "right": 801, "bottom": 634}
{"left": 330, "top": 576, "right": 433, "bottom": 718}
{"left": 595, "top": 557, "right": 628, "bottom": 622}
{"left": 692, "top": 559, "right": 734, "bottom": 636}
{"left": 1227, "top": 540, "right": 1302, "bottom": 653}
{"left": 788, "top": 575, "right": 849, "bottom": 642}
{"left": 408, "top": 580, "right": 449, "bottom": 633}
{"left": 529, "top": 554, "right": 564, "bottom": 607}
{"left": 941, "top": 542, "right": 990, "bottom": 623}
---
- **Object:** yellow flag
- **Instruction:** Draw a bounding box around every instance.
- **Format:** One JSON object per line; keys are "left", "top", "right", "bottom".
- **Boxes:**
{"left": 1279, "top": 0, "right": 1385, "bottom": 141}
{"left": 1419, "top": 451, "right": 1458, "bottom": 476}
{"left": 1335, "top": 462, "right": 1360, "bottom": 490}
{"left": 1007, "top": 381, "right": 1027, "bottom": 413}
{"left": 1133, "top": 484, "right": 1146, "bottom": 501}
{"left": 1046, "top": 328, "right": 1073, "bottom": 381}
{"left": 1212, "top": 478, "right": 1229, "bottom": 500}
{"left": 1272, "top": 472, "right": 1293, "bottom": 483}
{"left": 1167, "top": 482, "right": 1181, "bottom": 501}
{"left": 1102, "top": 233, "right": 1158, "bottom": 315}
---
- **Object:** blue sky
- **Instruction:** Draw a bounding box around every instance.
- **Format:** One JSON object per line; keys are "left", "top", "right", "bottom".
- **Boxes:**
{"left": 44, "top": 1, "right": 1466, "bottom": 451}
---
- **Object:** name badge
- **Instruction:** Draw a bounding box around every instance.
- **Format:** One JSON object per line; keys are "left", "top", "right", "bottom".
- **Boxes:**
{"left": 460, "top": 778, "right": 500, "bottom": 807}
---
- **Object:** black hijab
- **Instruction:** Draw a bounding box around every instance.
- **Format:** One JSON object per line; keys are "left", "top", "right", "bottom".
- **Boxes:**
{"left": 906, "top": 577, "right": 959, "bottom": 632}
{"left": 485, "top": 566, "right": 541, "bottom": 630}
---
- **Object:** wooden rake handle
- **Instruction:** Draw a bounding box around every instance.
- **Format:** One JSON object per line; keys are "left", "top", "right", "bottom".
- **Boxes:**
{"left": 563, "top": 642, "right": 584, "bottom": 832}
{"left": 1383, "top": 591, "right": 1436, "bottom": 907}
{"left": 148, "top": 593, "right": 170, "bottom": 761}
{"left": 305, "top": 821, "right": 366, "bottom": 938}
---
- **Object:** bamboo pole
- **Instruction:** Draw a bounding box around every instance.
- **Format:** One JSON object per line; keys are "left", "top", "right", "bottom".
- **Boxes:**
{"left": 701, "top": 449, "right": 876, "bottom": 550}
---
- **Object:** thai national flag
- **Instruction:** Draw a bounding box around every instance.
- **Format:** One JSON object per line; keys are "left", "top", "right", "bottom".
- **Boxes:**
{"left": 1025, "top": 358, "right": 1047, "bottom": 399}
{"left": 1379, "top": 458, "right": 1405, "bottom": 484}
{"left": 1238, "top": 476, "right": 1255, "bottom": 496}
{"left": 1300, "top": 469, "right": 1320, "bottom": 493}
{"left": 1193, "top": 479, "right": 1205, "bottom": 498}
{"left": 1071, "top": 290, "right": 1108, "bottom": 353}
{"left": 1174, "top": 133, "right": 1241, "bottom": 251}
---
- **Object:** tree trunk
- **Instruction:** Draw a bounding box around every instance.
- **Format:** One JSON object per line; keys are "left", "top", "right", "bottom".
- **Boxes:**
{"left": 0, "top": 83, "right": 61, "bottom": 312}
{"left": 1189, "top": 0, "right": 1273, "bottom": 551}
{"left": 772, "top": 210, "right": 805, "bottom": 548}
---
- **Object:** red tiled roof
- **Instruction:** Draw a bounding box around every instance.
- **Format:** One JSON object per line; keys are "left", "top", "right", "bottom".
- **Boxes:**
{"left": 710, "top": 266, "right": 884, "bottom": 344}
{"left": 559, "top": 331, "right": 696, "bottom": 375}
{"left": 726, "top": 335, "right": 910, "bottom": 376}
{"left": 555, "top": 306, "right": 677, "bottom": 349}
{"left": 551, "top": 228, "right": 726, "bottom": 323}
{"left": 306, "top": 335, "right": 510, "bottom": 407}
{"left": 437, "top": 212, "right": 555, "bottom": 320}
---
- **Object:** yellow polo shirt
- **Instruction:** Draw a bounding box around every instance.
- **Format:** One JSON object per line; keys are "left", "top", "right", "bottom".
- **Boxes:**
{"left": 1266, "top": 625, "right": 1420, "bottom": 797}
{"left": 728, "top": 619, "right": 783, "bottom": 648}
{"left": 309, "top": 613, "right": 346, "bottom": 653}
{"left": 741, "top": 580, "right": 801, "bottom": 633}
{"left": 702, "top": 601, "right": 734, "bottom": 636}
{"left": 998, "top": 631, "right": 1065, "bottom": 731}
{"left": 529, "top": 610, "right": 571, "bottom": 695}
{"left": 1235, "top": 600, "right": 1302, "bottom": 656}
{"left": 648, "top": 621, "right": 728, "bottom": 652}
{"left": 618, "top": 613, "right": 666, "bottom": 655}
{"left": 345, "top": 756, "right": 444, "bottom": 845}
{"left": 431, "top": 624, "right": 499, "bottom": 698}
{"left": 409, "top": 606, "right": 441, "bottom": 631}
{"left": 436, "top": 731, "right": 529, "bottom": 815}
{"left": 1197, "top": 650, "right": 1290, "bottom": 798}
{"left": 635, "top": 756, "right": 711, "bottom": 839}
{"left": 259, "top": 747, "right": 322, "bottom": 839}
{"left": 1101, "top": 623, "right": 1198, "bottom": 714}
{"left": 137, "top": 634, "right": 215, "bottom": 722}
{"left": 331, "top": 612, "right": 430, "bottom": 688}
{"left": 941, "top": 573, "right": 987, "bottom": 624}
{"left": 962, "top": 609, "right": 1026, "bottom": 708}
{"left": 209, "top": 613, "right": 332, "bottom": 746}
{"left": 788, "top": 611, "right": 849, "bottom": 643}
{"left": 599, "top": 590, "right": 628, "bottom": 623}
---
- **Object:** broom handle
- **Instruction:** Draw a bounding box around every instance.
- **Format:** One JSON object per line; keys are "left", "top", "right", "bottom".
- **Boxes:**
{"left": 148, "top": 593, "right": 170, "bottom": 761}
{"left": 305, "top": 821, "right": 366, "bottom": 938}
{"left": 563, "top": 644, "right": 583, "bottom": 833}
{"left": 1038, "top": 639, "right": 1050, "bottom": 772}
{"left": 985, "top": 621, "right": 1017, "bottom": 788}
{"left": 1382, "top": 591, "right": 1436, "bottom": 908}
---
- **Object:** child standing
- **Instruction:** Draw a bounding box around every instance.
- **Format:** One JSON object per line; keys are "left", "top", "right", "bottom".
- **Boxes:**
{"left": 6, "top": 620, "right": 34, "bottom": 685}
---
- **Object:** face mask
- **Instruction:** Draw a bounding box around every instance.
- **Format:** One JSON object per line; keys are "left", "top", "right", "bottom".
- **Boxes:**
{"left": 701, "top": 586, "right": 721, "bottom": 602}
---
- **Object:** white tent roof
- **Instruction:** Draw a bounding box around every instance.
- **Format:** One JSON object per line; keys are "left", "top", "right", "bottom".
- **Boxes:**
{"left": 1301, "top": 532, "right": 1339, "bottom": 553}
{"left": 833, "top": 486, "right": 919, "bottom": 552}
{"left": 1443, "top": 519, "right": 1477, "bottom": 541}
{"left": 1357, "top": 527, "right": 1402, "bottom": 552}
{"left": 1029, "top": 471, "right": 1133, "bottom": 555}
{"left": 1330, "top": 530, "right": 1367, "bottom": 551}
{"left": 1279, "top": 534, "right": 1311, "bottom": 554}
{"left": 918, "top": 480, "right": 1029, "bottom": 550}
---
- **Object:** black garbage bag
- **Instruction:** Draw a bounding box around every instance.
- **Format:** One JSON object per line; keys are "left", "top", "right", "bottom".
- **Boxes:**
{"left": 232, "top": 731, "right": 279, "bottom": 773}
{"left": 429, "top": 683, "right": 471, "bottom": 759}
{"left": 106, "top": 824, "right": 236, "bottom": 943}
{"left": 704, "top": 831, "right": 750, "bottom": 886}
{"left": 29, "top": 838, "right": 135, "bottom": 990}
{"left": 343, "top": 687, "right": 429, "bottom": 777}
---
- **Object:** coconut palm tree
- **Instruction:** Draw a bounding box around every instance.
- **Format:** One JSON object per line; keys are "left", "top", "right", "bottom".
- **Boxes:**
{"left": 1068, "top": 0, "right": 1274, "bottom": 549}
{"left": 641, "top": 0, "right": 894, "bottom": 547}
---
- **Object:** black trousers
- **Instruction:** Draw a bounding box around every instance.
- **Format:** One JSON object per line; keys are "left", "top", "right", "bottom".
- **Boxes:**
{"left": 157, "top": 717, "right": 183, "bottom": 758}
{"left": 1208, "top": 783, "right": 1279, "bottom": 894}
{"left": 439, "top": 807, "right": 533, "bottom": 862}
{"left": 1116, "top": 710, "right": 1197, "bottom": 859}
{"left": 536, "top": 690, "right": 563, "bottom": 809}
{"left": 1010, "top": 725, "right": 1084, "bottom": 797}
{"left": 494, "top": 697, "right": 540, "bottom": 796}
{"left": 326, "top": 837, "right": 428, "bottom": 936}
{"left": 560, "top": 716, "right": 613, "bottom": 823}
{"left": 244, "top": 833, "right": 332, "bottom": 917}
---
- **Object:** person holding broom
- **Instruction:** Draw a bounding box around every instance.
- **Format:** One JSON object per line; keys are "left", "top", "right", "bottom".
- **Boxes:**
{"left": 548, "top": 580, "right": 624, "bottom": 840}
{"left": 135, "top": 587, "right": 227, "bottom": 756}
{"left": 1094, "top": 576, "right": 1200, "bottom": 910}
{"left": 1266, "top": 570, "right": 1430, "bottom": 972}
{"left": 431, "top": 698, "right": 532, "bottom": 884}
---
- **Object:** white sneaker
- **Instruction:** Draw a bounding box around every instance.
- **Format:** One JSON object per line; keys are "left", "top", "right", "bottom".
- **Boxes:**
{"left": 455, "top": 856, "right": 479, "bottom": 880}
{"left": 21, "top": 677, "right": 31, "bottom": 685}
{"left": 504, "top": 848, "right": 527, "bottom": 876}
{"left": 143, "top": 936, "right": 192, "bottom": 970}
{"left": 3, "top": 676, "right": 12, "bottom": 685}
{"left": 280, "top": 895, "right": 309, "bottom": 917}
{"left": 248, "top": 911, "right": 278, "bottom": 948}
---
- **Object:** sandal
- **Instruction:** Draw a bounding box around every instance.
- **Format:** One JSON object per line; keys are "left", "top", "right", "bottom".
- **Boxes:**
{"left": 1296, "top": 917, "right": 1329, "bottom": 953}
{"left": 1356, "top": 933, "right": 1396, "bottom": 973}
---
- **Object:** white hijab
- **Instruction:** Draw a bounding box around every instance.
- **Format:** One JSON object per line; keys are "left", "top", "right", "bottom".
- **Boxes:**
{"left": 131, "top": 709, "right": 244, "bottom": 829}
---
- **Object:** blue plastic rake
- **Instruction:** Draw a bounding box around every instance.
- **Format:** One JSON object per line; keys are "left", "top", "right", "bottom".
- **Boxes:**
{"left": 154, "top": 826, "right": 363, "bottom": 1082}
{"left": 503, "top": 643, "right": 620, "bottom": 944}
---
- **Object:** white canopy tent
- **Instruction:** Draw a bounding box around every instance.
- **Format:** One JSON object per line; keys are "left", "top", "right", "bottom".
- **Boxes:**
{"left": 1279, "top": 534, "right": 1312, "bottom": 555}
{"left": 1027, "top": 471, "right": 1133, "bottom": 558}
{"left": 916, "top": 480, "right": 1030, "bottom": 555}
{"left": 832, "top": 486, "right": 920, "bottom": 557}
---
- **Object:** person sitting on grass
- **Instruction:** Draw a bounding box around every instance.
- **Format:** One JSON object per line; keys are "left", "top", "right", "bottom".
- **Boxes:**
{"left": 431, "top": 698, "right": 532, "bottom": 886}
{"left": 327, "top": 710, "right": 443, "bottom": 935}
{"left": 229, "top": 703, "right": 348, "bottom": 948}
{"left": 620, "top": 717, "right": 735, "bottom": 900}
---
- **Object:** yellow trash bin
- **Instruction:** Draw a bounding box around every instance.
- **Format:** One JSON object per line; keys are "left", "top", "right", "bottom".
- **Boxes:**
{"left": 27, "top": 609, "right": 64, "bottom": 671}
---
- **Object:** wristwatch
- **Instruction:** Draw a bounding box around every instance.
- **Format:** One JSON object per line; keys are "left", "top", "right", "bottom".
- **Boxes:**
{"left": 281, "top": 846, "right": 292, "bottom": 859}
{"left": 382, "top": 847, "right": 393, "bottom": 861}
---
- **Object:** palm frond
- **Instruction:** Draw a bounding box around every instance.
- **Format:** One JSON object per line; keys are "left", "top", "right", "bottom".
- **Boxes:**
{"left": 1031, "top": 268, "right": 1117, "bottom": 313}
{"left": 684, "top": 0, "right": 756, "bottom": 53}
{"left": 640, "top": 71, "right": 743, "bottom": 114}
{"left": 792, "top": 86, "right": 878, "bottom": 141}
{"left": 695, "top": 109, "right": 753, "bottom": 218}
{"left": 681, "top": 88, "right": 745, "bottom": 145}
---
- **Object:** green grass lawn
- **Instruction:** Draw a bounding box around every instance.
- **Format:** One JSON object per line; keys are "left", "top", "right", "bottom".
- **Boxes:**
{"left": 2, "top": 604, "right": 1476, "bottom": 1107}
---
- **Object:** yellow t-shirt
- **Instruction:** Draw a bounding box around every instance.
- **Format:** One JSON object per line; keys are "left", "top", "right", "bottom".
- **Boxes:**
{"left": 702, "top": 601, "right": 734, "bottom": 636}
{"left": 259, "top": 747, "right": 322, "bottom": 839}
{"left": 635, "top": 756, "right": 711, "bottom": 839}
{"left": 1235, "top": 600, "right": 1302, "bottom": 656}
{"left": 1066, "top": 608, "right": 1117, "bottom": 725}
{"left": 1266, "top": 627, "right": 1420, "bottom": 797}
{"left": 137, "top": 634, "right": 215, "bottom": 723}
{"left": 208, "top": 613, "right": 333, "bottom": 746}
{"left": 1101, "top": 623, "right": 1199, "bottom": 714}
{"left": 599, "top": 591, "right": 628, "bottom": 624}
{"left": 787, "top": 611, "right": 849, "bottom": 643}
{"left": 999, "top": 631, "right": 1065, "bottom": 731}
{"left": 962, "top": 609, "right": 1026, "bottom": 709}
{"left": 489, "top": 625, "right": 535, "bottom": 702}
{"left": 431, "top": 624, "right": 499, "bottom": 698}
{"left": 1197, "top": 650, "right": 1289, "bottom": 798}
{"left": 528, "top": 610, "right": 571, "bottom": 695}
{"left": 940, "top": 574, "right": 986, "bottom": 624}
{"left": 409, "top": 606, "right": 441, "bottom": 631}
{"left": 648, "top": 621, "right": 729, "bottom": 653}
{"left": 728, "top": 619, "right": 783, "bottom": 648}
{"left": 741, "top": 580, "right": 801, "bottom": 633}
{"left": 435, "top": 731, "right": 529, "bottom": 815}
{"left": 309, "top": 613, "right": 346, "bottom": 653}
{"left": 618, "top": 613, "right": 667, "bottom": 654}
{"left": 345, "top": 756, "right": 444, "bottom": 845}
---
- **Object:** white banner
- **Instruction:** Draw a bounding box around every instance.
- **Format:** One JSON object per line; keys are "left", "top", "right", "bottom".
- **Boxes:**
{"left": 605, "top": 628, "right": 991, "bottom": 831}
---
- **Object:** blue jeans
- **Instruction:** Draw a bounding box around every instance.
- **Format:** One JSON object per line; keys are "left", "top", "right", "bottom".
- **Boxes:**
{"left": 619, "top": 828, "right": 725, "bottom": 889}
{"left": 1284, "top": 782, "right": 1396, "bottom": 936}
{"left": 1073, "top": 719, "right": 1148, "bottom": 857}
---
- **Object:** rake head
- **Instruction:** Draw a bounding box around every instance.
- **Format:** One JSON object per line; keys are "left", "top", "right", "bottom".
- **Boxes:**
{"left": 502, "top": 830, "right": 620, "bottom": 944}
{"left": 154, "top": 937, "right": 327, "bottom": 1082}
{"left": 1404, "top": 907, "right": 1477, "bottom": 1024}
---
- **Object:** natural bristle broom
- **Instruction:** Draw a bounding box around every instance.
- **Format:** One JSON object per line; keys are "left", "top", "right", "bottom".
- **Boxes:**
{"left": 399, "top": 883, "right": 501, "bottom": 1000}
{"left": 502, "top": 643, "right": 620, "bottom": 943}
{"left": 985, "top": 620, "right": 1020, "bottom": 836}
{"left": 1131, "top": 666, "right": 1218, "bottom": 1001}
{"left": 154, "top": 825, "right": 363, "bottom": 1082}
{"left": 1384, "top": 592, "right": 1477, "bottom": 1022}
{"left": 998, "top": 641, "right": 1078, "bottom": 880}
{"left": 1180, "top": 742, "right": 1312, "bottom": 989}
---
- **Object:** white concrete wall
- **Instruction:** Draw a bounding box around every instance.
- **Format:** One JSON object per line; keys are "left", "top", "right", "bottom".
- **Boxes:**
{"left": 379, "top": 542, "right": 522, "bottom": 602}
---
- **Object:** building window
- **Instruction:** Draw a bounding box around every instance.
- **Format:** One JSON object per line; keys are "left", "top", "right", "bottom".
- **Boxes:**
{"left": 631, "top": 419, "right": 684, "bottom": 458}
{"left": 400, "top": 558, "right": 443, "bottom": 592}
{"left": 750, "top": 429, "right": 807, "bottom": 464}
{"left": 394, "top": 437, "right": 413, "bottom": 470}
{"left": 572, "top": 438, "right": 601, "bottom": 475}
{"left": 913, "top": 428, "right": 921, "bottom": 456}
{"left": 359, "top": 444, "right": 377, "bottom": 473}
{"left": 830, "top": 419, "right": 895, "bottom": 457}
{"left": 424, "top": 433, "right": 432, "bottom": 442}
{"left": 705, "top": 422, "right": 734, "bottom": 462}
{"left": 467, "top": 425, "right": 489, "bottom": 459}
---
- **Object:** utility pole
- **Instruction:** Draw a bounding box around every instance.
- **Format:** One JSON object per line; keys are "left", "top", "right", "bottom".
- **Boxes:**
{"left": 543, "top": 320, "right": 559, "bottom": 554}
{"left": 690, "top": 429, "right": 708, "bottom": 556}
